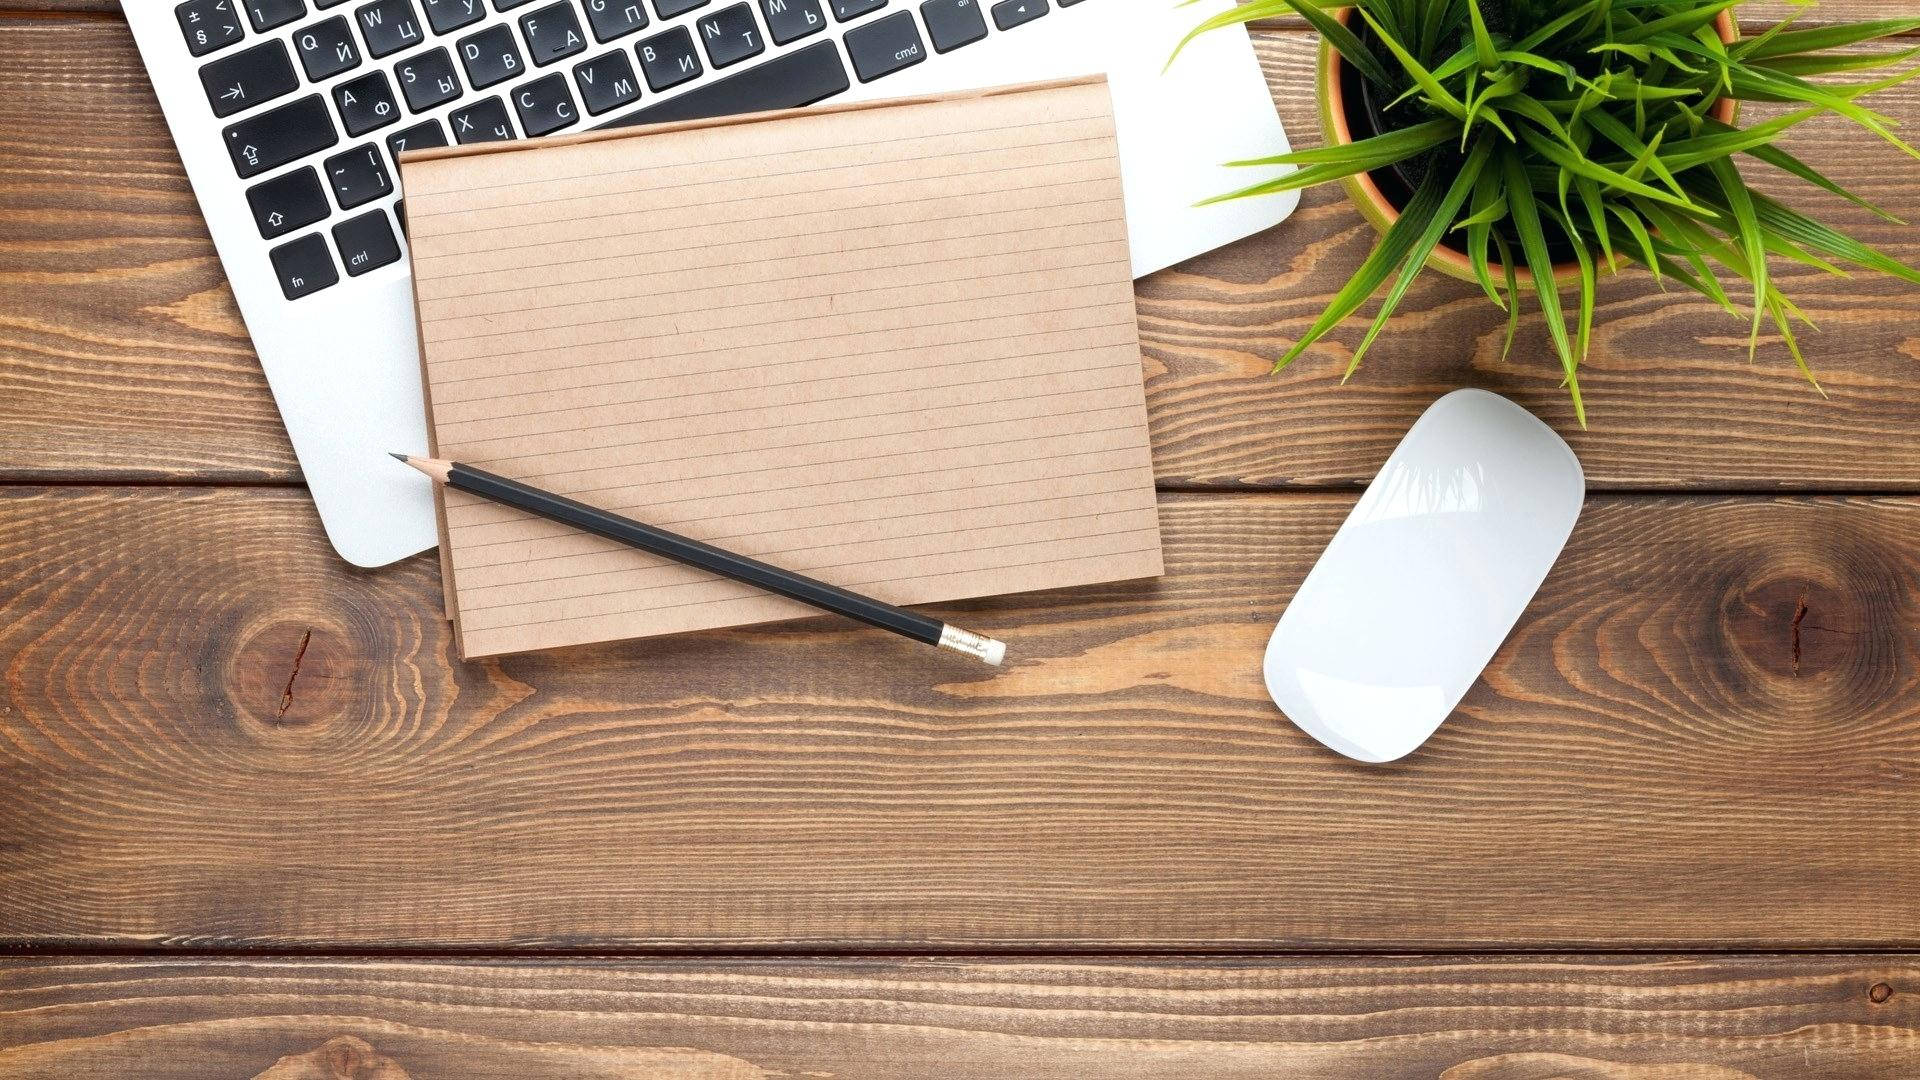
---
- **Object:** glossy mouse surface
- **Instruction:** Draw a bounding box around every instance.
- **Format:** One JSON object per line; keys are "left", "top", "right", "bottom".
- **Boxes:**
{"left": 1264, "top": 389, "right": 1584, "bottom": 762}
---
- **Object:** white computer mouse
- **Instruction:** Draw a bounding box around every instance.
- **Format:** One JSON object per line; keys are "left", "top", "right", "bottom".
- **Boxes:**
{"left": 1264, "top": 389, "right": 1584, "bottom": 762}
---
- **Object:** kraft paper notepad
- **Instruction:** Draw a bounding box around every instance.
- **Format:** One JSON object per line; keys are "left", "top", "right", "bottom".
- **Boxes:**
{"left": 403, "top": 76, "right": 1162, "bottom": 659}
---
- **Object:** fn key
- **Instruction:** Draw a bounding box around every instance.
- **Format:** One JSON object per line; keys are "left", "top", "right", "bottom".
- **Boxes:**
{"left": 269, "top": 234, "right": 339, "bottom": 300}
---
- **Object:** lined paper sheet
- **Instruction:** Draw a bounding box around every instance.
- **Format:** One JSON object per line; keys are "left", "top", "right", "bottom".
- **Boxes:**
{"left": 403, "top": 77, "right": 1162, "bottom": 658}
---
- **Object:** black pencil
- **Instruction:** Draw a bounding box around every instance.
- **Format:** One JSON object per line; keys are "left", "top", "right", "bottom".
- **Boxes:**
{"left": 394, "top": 454, "right": 1006, "bottom": 665}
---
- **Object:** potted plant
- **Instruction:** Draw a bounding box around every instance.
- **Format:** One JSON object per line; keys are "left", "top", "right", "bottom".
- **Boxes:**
{"left": 1176, "top": 0, "right": 1920, "bottom": 424}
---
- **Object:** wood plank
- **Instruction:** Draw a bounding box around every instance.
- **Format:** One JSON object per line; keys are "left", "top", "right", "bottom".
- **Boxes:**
{"left": 0, "top": 15, "right": 295, "bottom": 483}
{"left": 6, "top": 21, "right": 1920, "bottom": 488}
{"left": 11, "top": 0, "right": 1917, "bottom": 24}
{"left": 3, "top": 954, "right": 1916, "bottom": 1079}
{"left": 3, "top": 487, "right": 1916, "bottom": 950}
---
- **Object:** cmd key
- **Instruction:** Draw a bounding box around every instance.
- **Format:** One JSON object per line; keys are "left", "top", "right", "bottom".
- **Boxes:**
{"left": 844, "top": 10, "right": 923, "bottom": 81}
{"left": 224, "top": 94, "right": 338, "bottom": 178}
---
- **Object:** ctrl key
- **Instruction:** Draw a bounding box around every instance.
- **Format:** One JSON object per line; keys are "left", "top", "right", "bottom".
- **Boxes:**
{"left": 269, "top": 233, "right": 339, "bottom": 300}
{"left": 332, "top": 209, "right": 403, "bottom": 277}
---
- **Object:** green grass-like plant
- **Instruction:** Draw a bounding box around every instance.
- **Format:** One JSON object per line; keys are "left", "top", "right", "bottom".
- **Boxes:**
{"left": 1177, "top": 0, "right": 1920, "bottom": 424}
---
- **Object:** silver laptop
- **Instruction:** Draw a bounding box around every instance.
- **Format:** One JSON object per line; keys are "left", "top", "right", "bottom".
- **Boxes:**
{"left": 127, "top": 0, "right": 1297, "bottom": 566}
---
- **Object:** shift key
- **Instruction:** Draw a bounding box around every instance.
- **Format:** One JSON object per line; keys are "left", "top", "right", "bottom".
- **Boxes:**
{"left": 223, "top": 94, "right": 340, "bottom": 178}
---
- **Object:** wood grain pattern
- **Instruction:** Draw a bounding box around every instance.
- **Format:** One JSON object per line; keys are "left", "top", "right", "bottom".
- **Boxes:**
{"left": 5, "top": 19, "right": 1920, "bottom": 489}
{"left": 9, "top": 0, "right": 1916, "bottom": 24}
{"left": 3, "top": 955, "right": 1916, "bottom": 1079}
{"left": 3, "top": 487, "right": 1915, "bottom": 951}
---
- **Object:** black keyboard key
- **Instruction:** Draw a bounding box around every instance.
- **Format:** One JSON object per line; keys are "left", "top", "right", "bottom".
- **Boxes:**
{"left": 760, "top": 0, "right": 825, "bottom": 44}
{"left": 990, "top": 0, "right": 1043, "bottom": 29}
{"left": 270, "top": 233, "right": 339, "bottom": 299}
{"left": 396, "top": 47, "right": 463, "bottom": 111}
{"left": 449, "top": 96, "right": 517, "bottom": 142}
{"left": 421, "top": 0, "right": 485, "bottom": 32}
{"left": 457, "top": 24, "right": 525, "bottom": 87}
{"left": 294, "top": 16, "right": 362, "bottom": 79}
{"left": 245, "top": 0, "right": 307, "bottom": 31}
{"left": 387, "top": 118, "right": 449, "bottom": 157}
{"left": 829, "top": 0, "right": 883, "bottom": 21}
{"left": 512, "top": 73, "right": 581, "bottom": 135}
{"left": 199, "top": 39, "right": 299, "bottom": 117}
{"left": 655, "top": 0, "right": 708, "bottom": 17}
{"left": 585, "top": 0, "right": 648, "bottom": 41}
{"left": 602, "top": 38, "right": 846, "bottom": 127}
{"left": 522, "top": 2, "right": 590, "bottom": 65}
{"left": 334, "top": 70, "right": 404, "bottom": 135}
{"left": 246, "top": 165, "right": 330, "bottom": 239}
{"left": 333, "top": 209, "right": 403, "bottom": 276}
{"left": 844, "top": 10, "right": 922, "bottom": 81}
{"left": 395, "top": 198, "right": 408, "bottom": 235}
{"left": 357, "top": 0, "right": 428, "bottom": 57}
{"left": 494, "top": 0, "right": 539, "bottom": 7}
{"left": 224, "top": 94, "right": 339, "bottom": 178}
{"left": 323, "top": 142, "right": 393, "bottom": 207}
{"left": 573, "top": 51, "right": 642, "bottom": 114}
{"left": 919, "top": 0, "right": 983, "bottom": 51}
{"left": 635, "top": 27, "right": 701, "bottom": 92}
{"left": 697, "top": 4, "right": 763, "bottom": 68}
{"left": 178, "top": 0, "right": 245, "bottom": 56}
{"left": 315, "top": 0, "right": 352, "bottom": 6}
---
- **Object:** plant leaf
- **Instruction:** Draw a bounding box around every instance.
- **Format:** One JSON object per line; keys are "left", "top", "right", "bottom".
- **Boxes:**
{"left": 1467, "top": 0, "right": 1499, "bottom": 70}
{"left": 1615, "top": 0, "right": 1739, "bottom": 45}
{"left": 1707, "top": 155, "right": 1768, "bottom": 356}
{"left": 1270, "top": 169, "right": 1453, "bottom": 372}
{"left": 1494, "top": 232, "right": 1522, "bottom": 358}
{"left": 1740, "top": 18, "right": 1920, "bottom": 60}
{"left": 1504, "top": 151, "right": 1585, "bottom": 426}
{"left": 1357, "top": 7, "right": 1469, "bottom": 118}
{"left": 1346, "top": 139, "right": 1495, "bottom": 376}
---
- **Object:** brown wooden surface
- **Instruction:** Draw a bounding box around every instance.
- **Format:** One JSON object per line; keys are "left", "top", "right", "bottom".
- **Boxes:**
{"left": 3, "top": 955, "right": 1916, "bottom": 1079}
{"left": 4, "top": 486, "right": 1916, "bottom": 950}
{"left": 6, "top": 3, "right": 1920, "bottom": 1075}
{"left": 7, "top": 20, "right": 1920, "bottom": 488}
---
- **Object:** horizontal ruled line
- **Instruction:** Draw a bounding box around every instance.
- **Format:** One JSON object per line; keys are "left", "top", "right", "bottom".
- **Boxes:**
{"left": 409, "top": 133, "right": 1114, "bottom": 238}
{"left": 458, "top": 489, "right": 1154, "bottom": 591}
{"left": 425, "top": 255, "right": 1124, "bottom": 346}
{"left": 449, "top": 359, "right": 1130, "bottom": 451}
{"left": 430, "top": 278, "right": 1135, "bottom": 367}
{"left": 438, "top": 339, "right": 1136, "bottom": 429}
{"left": 407, "top": 107, "right": 1109, "bottom": 206}
{"left": 467, "top": 543, "right": 1164, "bottom": 641}
{"left": 421, "top": 231, "right": 1126, "bottom": 327}
{"left": 461, "top": 519, "right": 1162, "bottom": 624}
{"left": 450, "top": 452, "right": 1150, "bottom": 541}
{"left": 415, "top": 210, "right": 1124, "bottom": 301}
{"left": 464, "top": 383, "right": 1143, "bottom": 472}
{"left": 453, "top": 463, "right": 1150, "bottom": 557}
{"left": 411, "top": 164, "right": 1117, "bottom": 265}
{"left": 447, "top": 426, "right": 1149, "bottom": 516}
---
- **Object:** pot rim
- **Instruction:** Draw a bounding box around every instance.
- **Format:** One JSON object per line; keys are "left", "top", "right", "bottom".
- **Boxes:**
{"left": 1320, "top": 7, "right": 1740, "bottom": 285}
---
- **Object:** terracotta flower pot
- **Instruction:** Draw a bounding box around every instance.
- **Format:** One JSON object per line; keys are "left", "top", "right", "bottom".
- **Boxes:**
{"left": 1316, "top": 7, "right": 1739, "bottom": 287}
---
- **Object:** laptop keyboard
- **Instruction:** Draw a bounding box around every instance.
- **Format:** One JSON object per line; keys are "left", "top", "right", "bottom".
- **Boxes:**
{"left": 179, "top": 0, "right": 1056, "bottom": 303}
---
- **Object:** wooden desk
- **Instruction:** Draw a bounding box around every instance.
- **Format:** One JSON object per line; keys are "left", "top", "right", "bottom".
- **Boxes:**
{"left": 3, "top": 3, "right": 1917, "bottom": 1075}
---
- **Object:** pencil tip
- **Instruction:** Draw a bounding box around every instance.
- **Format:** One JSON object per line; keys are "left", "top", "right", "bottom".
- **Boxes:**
{"left": 389, "top": 452, "right": 409, "bottom": 462}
